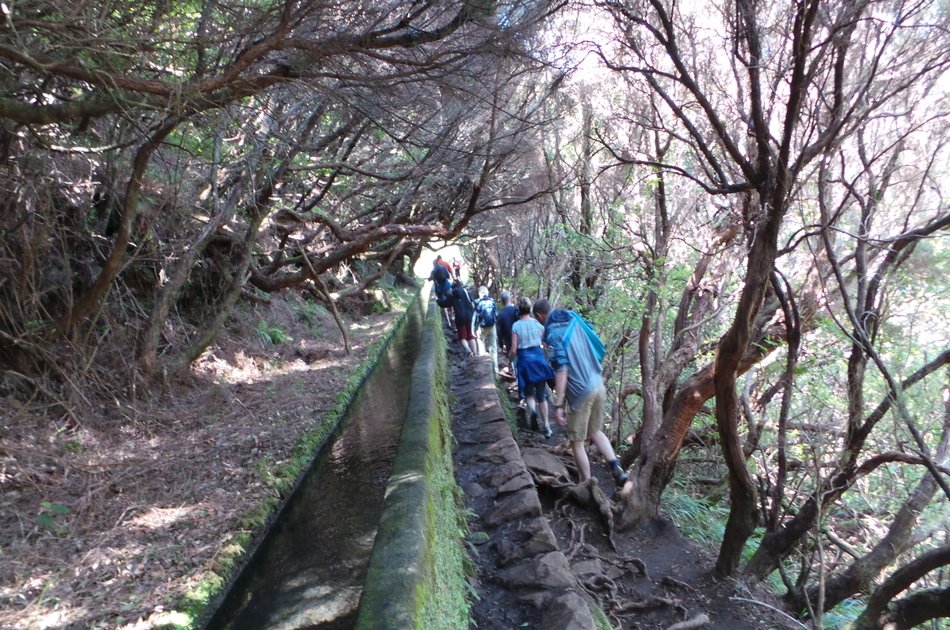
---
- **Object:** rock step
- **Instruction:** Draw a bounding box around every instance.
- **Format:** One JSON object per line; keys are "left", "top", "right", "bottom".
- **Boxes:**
{"left": 449, "top": 350, "right": 598, "bottom": 630}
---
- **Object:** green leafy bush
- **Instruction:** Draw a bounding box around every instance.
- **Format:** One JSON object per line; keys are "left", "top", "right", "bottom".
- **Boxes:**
{"left": 255, "top": 320, "right": 290, "bottom": 345}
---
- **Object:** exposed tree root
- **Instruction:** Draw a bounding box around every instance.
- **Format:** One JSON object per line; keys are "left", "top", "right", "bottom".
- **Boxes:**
{"left": 581, "top": 574, "right": 621, "bottom": 603}
{"left": 614, "top": 594, "right": 681, "bottom": 613}
{"left": 666, "top": 612, "right": 710, "bottom": 629}
{"left": 533, "top": 473, "right": 618, "bottom": 549}
{"left": 661, "top": 575, "right": 698, "bottom": 594}
{"left": 588, "top": 551, "right": 648, "bottom": 579}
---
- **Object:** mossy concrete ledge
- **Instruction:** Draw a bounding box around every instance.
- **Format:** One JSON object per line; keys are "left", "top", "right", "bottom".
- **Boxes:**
{"left": 355, "top": 301, "right": 470, "bottom": 629}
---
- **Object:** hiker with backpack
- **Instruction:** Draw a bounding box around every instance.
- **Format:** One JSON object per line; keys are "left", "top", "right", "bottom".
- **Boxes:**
{"left": 532, "top": 299, "right": 628, "bottom": 486}
{"left": 450, "top": 280, "right": 479, "bottom": 359}
{"left": 474, "top": 286, "right": 498, "bottom": 371}
{"left": 429, "top": 258, "right": 454, "bottom": 327}
{"left": 509, "top": 297, "right": 555, "bottom": 438}
{"left": 495, "top": 290, "right": 519, "bottom": 373}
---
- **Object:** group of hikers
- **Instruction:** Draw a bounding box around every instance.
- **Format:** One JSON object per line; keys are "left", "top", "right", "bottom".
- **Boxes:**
{"left": 428, "top": 256, "right": 629, "bottom": 487}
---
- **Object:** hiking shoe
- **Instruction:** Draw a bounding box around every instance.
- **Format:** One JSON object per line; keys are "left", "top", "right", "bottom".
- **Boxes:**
{"left": 612, "top": 466, "right": 629, "bottom": 485}
{"left": 543, "top": 425, "right": 553, "bottom": 439}
{"left": 529, "top": 411, "right": 539, "bottom": 431}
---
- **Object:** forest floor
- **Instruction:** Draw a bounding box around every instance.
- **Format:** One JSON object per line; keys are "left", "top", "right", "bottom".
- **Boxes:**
{"left": 2, "top": 292, "right": 799, "bottom": 630}
{"left": 0, "top": 291, "right": 407, "bottom": 629}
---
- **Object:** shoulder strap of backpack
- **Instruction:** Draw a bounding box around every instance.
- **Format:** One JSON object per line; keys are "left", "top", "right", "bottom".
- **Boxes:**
{"left": 562, "top": 316, "right": 579, "bottom": 348}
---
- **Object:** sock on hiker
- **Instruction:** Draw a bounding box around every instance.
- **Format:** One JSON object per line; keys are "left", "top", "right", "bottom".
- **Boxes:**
{"left": 610, "top": 460, "right": 628, "bottom": 483}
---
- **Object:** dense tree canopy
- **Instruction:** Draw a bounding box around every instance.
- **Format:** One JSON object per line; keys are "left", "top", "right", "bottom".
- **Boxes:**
{"left": 0, "top": 0, "right": 559, "bottom": 382}
{"left": 2, "top": 0, "right": 948, "bottom": 626}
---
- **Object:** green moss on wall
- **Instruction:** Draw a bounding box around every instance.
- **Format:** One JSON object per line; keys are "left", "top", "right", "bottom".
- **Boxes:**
{"left": 416, "top": 327, "right": 471, "bottom": 628}
{"left": 496, "top": 378, "right": 520, "bottom": 434}
{"left": 354, "top": 304, "right": 472, "bottom": 629}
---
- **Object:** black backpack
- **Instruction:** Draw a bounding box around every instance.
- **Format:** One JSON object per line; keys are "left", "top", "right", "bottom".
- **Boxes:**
{"left": 432, "top": 265, "right": 450, "bottom": 284}
{"left": 476, "top": 297, "right": 496, "bottom": 327}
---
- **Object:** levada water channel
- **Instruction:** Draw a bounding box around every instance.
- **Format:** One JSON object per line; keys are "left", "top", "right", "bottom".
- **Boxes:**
{"left": 207, "top": 296, "right": 425, "bottom": 629}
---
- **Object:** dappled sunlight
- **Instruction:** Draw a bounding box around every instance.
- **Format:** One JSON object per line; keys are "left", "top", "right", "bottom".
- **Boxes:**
{"left": 18, "top": 604, "right": 90, "bottom": 630}
{"left": 0, "top": 293, "right": 402, "bottom": 629}
{"left": 384, "top": 470, "right": 425, "bottom": 499}
{"left": 194, "top": 349, "right": 347, "bottom": 385}
{"left": 125, "top": 505, "right": 196, "bottom": 531}
{"left": 1, "top": 0, "right": 946, "bottom": 626}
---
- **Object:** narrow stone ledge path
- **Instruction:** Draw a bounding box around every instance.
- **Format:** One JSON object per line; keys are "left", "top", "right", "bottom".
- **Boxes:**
{"left": 447, "top": 340, "right": 599, "bottom": 630}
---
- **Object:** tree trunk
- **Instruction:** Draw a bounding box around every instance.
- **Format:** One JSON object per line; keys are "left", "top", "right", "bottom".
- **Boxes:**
{"left": 139, "top": 135, "right": 234, "bottom": 376}
{"left": 853, "top": 544, "right": 950, "bottom": 630}
{"left": 745, "top": 218, "right": 950, "bottom": 580}
{"left": 569, "top": 96, "right": 597, "bottom": 296}
{"left": 805, "top": 392, "right": 949, "bottom": 611}
{"left": 618, "top": 320, "right": 785, "bottom": 529}
{"left": 882, "top": 586, "right": 950, "bottom": 630}
{"left": 808, "top": 472, "right": 940, "bottom": 612}
{"left": 713, "top": 206, "right": 785, "bottom": 575}
{"left": 58, "top": 118, "right": 179, "bottom": 333}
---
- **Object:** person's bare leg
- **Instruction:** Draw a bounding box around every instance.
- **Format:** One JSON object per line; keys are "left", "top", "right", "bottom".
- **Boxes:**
{"left": 571, "top": 440, "right": 592, "bottom": 481}
{"left": 525, "top": 395, "right": 538, "bottom": 429}
{"left": 525, "top": 396, "right": 537, "bottom": 415}
{"left": 589, "top": 430, "right": 618, "bottom": 462}
{"left": 590, "top": 429, "right": 628, "bottom": 483}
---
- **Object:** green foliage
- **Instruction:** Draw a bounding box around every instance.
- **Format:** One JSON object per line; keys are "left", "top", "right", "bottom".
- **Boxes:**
{"left": 166, "top": 124, "right": 215, "bottom": 159}
{"left": 512, "top": 269, "right": 543, "bottom": 299}
{"left": 664, "top": 489, "right": 726, "bottom": 548}
{"left": 36, "top": 501, "right": 70, "bottom": 536}
{"left": 666, "top": 490, "right": 787, "bottom": 594}
{"left": 255, "top": 320, "right": 290, "bottom": 345}
{"left": 590, "top": 603, "right": 613, "bottom": 630}
{"left": 496, "top": 379, "right": 521, "bottom": 434}
{"left": 253, "top": 456, "right": 277, "bottom": 486}
{"left": 820, "top": 597, "right": 865, "bottom": 629}
{"left": 297, "top": 301, "right": 329, "bottom": 329}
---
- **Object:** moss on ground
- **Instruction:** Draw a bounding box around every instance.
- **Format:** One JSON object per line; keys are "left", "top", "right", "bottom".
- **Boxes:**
{"left": 496, "top": 377, "right": 520, "bottom": 434}
{"left": 591, "top": 602, "right": 613, "bottom": 630}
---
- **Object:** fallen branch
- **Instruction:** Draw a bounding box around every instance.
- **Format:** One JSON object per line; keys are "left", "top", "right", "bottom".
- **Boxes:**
{"left": 729, "top": 596, "right": 808, "bottom": 629}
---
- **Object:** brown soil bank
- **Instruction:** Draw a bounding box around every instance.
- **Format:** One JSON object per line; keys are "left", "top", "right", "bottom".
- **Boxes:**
{"left": 0, "top": 289, "right": 412, "bottom": 629}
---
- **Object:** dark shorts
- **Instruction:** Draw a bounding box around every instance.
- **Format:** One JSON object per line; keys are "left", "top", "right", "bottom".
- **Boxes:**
{"left": 456, "top": 321, "right": 476, "bottom": 341}
{"left": 523, "top": 379, "right": 548, "bottom": 402}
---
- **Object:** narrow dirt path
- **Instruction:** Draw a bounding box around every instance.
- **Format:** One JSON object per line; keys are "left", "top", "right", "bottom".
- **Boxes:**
{"left": 445, "top": 325, "right": 799, "bottom": 630}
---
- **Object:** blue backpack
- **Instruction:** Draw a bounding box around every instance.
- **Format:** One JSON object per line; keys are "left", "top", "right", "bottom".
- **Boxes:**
{"left": 475, "top": 297, "right": 497, "bottom": 328}
{"left": 562, "top": 311, "right": 605, "bottom": 362}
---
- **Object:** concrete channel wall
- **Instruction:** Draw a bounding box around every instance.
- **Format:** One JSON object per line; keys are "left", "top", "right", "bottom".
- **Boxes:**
{"left": 355, "top": 299, "right": 470, "bottom": 629}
